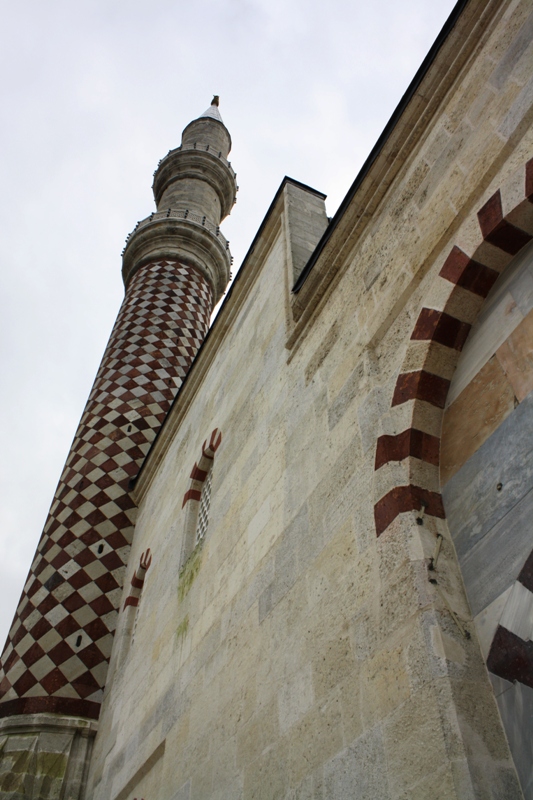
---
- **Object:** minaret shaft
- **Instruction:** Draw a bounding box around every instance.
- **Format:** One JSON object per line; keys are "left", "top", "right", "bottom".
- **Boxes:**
{"left": 0, "top": 259, "right": 212, "bottom": 719}
{"left": 0, "top": 99, "right": 237, "bottom": 746}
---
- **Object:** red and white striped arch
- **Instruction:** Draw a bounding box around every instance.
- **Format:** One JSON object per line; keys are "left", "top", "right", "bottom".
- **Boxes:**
{"left": 373, "top": 157, "right": 533, "bottom": 537}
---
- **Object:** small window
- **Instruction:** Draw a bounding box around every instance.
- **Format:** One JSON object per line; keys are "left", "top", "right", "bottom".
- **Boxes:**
{"left": 195, "top": 466, "right": 213, "bottom": 545}
{"left": 180, "top": 428, "right": 222, "bottom": 568}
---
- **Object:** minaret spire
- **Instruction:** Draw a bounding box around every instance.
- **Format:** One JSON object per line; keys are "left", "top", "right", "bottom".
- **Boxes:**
{"left": 122, "top": 97, "right": 236, "bottom": 300}
{"left": 0, "top": 101, "right": 237, "bottom": 797}
{"left": 200, "top": 95, "right": 223, "bottom": 122}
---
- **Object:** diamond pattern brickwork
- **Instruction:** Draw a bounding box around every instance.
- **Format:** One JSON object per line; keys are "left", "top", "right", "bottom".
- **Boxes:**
{"left": 0, "top": 260, "right": 212, "bottom": 720}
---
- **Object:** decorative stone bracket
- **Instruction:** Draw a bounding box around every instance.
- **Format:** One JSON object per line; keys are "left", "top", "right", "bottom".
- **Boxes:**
{"left": 123, "top": 549, "right": 152, "bottom": 611}
{"left": 182, "top": 428, "right": 222, "bottom": 508}
{"left": 180, "top": 428, "right": 222, "bottom": 568}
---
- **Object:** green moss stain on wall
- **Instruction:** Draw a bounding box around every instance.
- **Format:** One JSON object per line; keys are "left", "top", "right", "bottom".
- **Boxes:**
{"left": 178, "top": 545, "right": 203, "bottom": 603}
{"left": 176, "top": 616, "right": 189, "bottom": 642}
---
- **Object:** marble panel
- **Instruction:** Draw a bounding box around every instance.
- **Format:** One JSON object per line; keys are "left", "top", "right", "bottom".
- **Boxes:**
{"left": 442, "top": 391, "right": 533, "bottom": 561}
{"left": 440, "top": 355, "right": 515, "bottom": 485}
{"left": 500, "top": 581, "right": 533, "bottom": 641}
{"left": 446, "top": 292, "right": 523, "bottom": 407}
{"left": 493, "top": 677, "right": 533, "bottom": 800}
{"left": 474, "top": 587, "right": 512, "bottom": 660}
{"left": 446, "top": 241, "right": 533, "bottom": 408}
{"left": 497, "top": 307, "right": 533, "bottom": 402}
{"left": 508, "top": 262, "right": 533, "bottom": 317}
{"left": 458, "top": 487, "right": 533, "bottom": 616}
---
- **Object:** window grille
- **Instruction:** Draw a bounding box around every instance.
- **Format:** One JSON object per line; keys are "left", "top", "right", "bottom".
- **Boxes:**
{"left": 195, "top": 467, "right": 213, "bottom": 545}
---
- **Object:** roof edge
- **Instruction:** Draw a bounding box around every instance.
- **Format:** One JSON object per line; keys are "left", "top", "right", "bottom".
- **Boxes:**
{"left": 292, "top": 0, "right": 471, "bottom": 293}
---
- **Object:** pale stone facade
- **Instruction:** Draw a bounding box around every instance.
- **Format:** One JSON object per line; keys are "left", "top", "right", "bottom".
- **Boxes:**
{"left": 86, "top": 1, "right": 533, "bottom": 797}
{"left": 2, "top": 0, "right": 533, "bottom": 797}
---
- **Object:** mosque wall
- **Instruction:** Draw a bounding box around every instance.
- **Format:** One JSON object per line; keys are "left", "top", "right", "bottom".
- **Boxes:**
{"left": 84, "top": 3, "right": 533, "bottom": 798}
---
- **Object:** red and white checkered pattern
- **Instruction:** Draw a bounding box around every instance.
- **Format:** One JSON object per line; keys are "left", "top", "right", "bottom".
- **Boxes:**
{"left": 0, "top": 260, "right": 212, "bottom": 720}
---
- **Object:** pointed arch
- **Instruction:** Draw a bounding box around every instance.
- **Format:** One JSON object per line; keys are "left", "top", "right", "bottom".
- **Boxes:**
{"left": 373, "top": 158, "right": 533, "bottom": 536}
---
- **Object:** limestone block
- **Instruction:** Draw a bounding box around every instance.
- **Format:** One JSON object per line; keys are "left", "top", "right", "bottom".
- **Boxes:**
{"left": 402, "top": 340, "right": 457, "bottom": 381}
{"left": 322, "top": 725, "right": 390, "bottom": 800}
{"left": 431, "top": 625, "right": 466, "bottom": 666}
{"left": 236, "top": 698, "right": 278, "bottom": 771}
{"left": 327, "top": 361, "right": 365, "bottom": 430}
{"left": 474, "top": 238, "right": 514, "bottom": 272}
{"left": 310, "top": 634, "right": 355, "bottom": 702}
{"left": 400, "top": 764, "right": 463, "bottom": 800}
{"left": 208, "top": 736, "right": 242, "bottom": 800}
{"left": 379, "top": 398, "right": 437, "bottom": 438}
{"left": 357, "top": 385, "right": 390, "bottom": 453}
{"left": 450, "top": 675, "right": 523, "bottom": 797}
{"left": 499, "top": 71, "right": 533, "bottom": 140}
{"left": 0, "top": 716, "right": 96, "bottom": 800}
{"left": 360, "top": 643, "right": 411, "bottom": 727}
{"left": 304, "top": 321, "right": 341, "bottom": 385}
{"left": 242, "top": 739, "right": 289, "bottom": 800}
{"left": 287, "top": 694, "right": 343, "bottom": 786}
{"left": 407, "top": 611, "right": 451, "bottom": 690}
{"left": 383, "top": 683, "right": 453, "bottom": 799}
{"left": 444, "top": 285, "right": 485, "bottom": 328}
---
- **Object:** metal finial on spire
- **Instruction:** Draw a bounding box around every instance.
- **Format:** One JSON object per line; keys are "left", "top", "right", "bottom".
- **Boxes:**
{"left": 199, "top": 98, "right": 224, "bottom": 124}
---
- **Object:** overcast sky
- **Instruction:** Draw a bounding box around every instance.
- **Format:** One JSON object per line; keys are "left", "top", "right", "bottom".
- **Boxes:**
{"left": 0, "top": 0, "right": 458, "bottom": 649}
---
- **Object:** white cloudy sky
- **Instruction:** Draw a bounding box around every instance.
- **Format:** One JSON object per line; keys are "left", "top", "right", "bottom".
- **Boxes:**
{"left": 0, "top": 0, "right": 457, "bottom": 648}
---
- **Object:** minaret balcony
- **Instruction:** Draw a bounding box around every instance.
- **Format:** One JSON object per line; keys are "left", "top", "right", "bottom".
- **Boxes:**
{"left": 121, "top": 208, "right": 232, "bottom": 303}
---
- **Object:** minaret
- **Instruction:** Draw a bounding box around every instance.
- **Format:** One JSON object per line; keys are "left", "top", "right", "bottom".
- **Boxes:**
{"left": 0, "top": 99, "right": 237, "bottom": 797}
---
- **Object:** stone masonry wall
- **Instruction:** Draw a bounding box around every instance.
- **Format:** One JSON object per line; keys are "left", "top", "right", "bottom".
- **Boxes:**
{"left": 87, "top": 2, "right": 533, "bottom": 798}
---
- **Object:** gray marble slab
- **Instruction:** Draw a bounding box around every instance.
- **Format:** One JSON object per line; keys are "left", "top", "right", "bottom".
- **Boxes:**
{"left": 494, "top": 677, "right": 533, "bottom": 800}
{"left": 442, "top": 391, "right": 533, "bottom": 561}
{"left": 460, "top": 488, "right": 533, "bottom": 616}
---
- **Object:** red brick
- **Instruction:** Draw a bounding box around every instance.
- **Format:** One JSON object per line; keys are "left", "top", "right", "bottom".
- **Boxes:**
{"left": 374, "top": 486, "right": 445, "bottom": 536}
{"left": 392, "top": 371, "right": 450, "bottom": 408}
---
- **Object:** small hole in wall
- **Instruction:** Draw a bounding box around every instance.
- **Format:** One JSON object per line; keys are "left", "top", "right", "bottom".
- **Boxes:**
{"left": 497, "top": 482, "right": 503, "bottom": 491}
{"left": 75, "top": 635, "right": 82, "bottom": 648}
{"left": 127, "top": 425, "right": 132, "bottom": 433}
{"left": 98, "top": 544, "right": 104, "bottom": 554}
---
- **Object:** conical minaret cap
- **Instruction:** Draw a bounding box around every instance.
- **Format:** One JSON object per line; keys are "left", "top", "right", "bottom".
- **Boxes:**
{"left": 181, "top": 97, "right": 231, "bottom": 158}
{"left": 199, "top": 95, "right": 224, "bottom": 124}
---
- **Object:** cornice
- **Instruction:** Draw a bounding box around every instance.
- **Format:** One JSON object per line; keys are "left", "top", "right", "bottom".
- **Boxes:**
{"left": 287, "top": 0, "right": 508, "bottom": 353}
{"left": 121, "top": 215, "right": 231, "bottom": 301}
